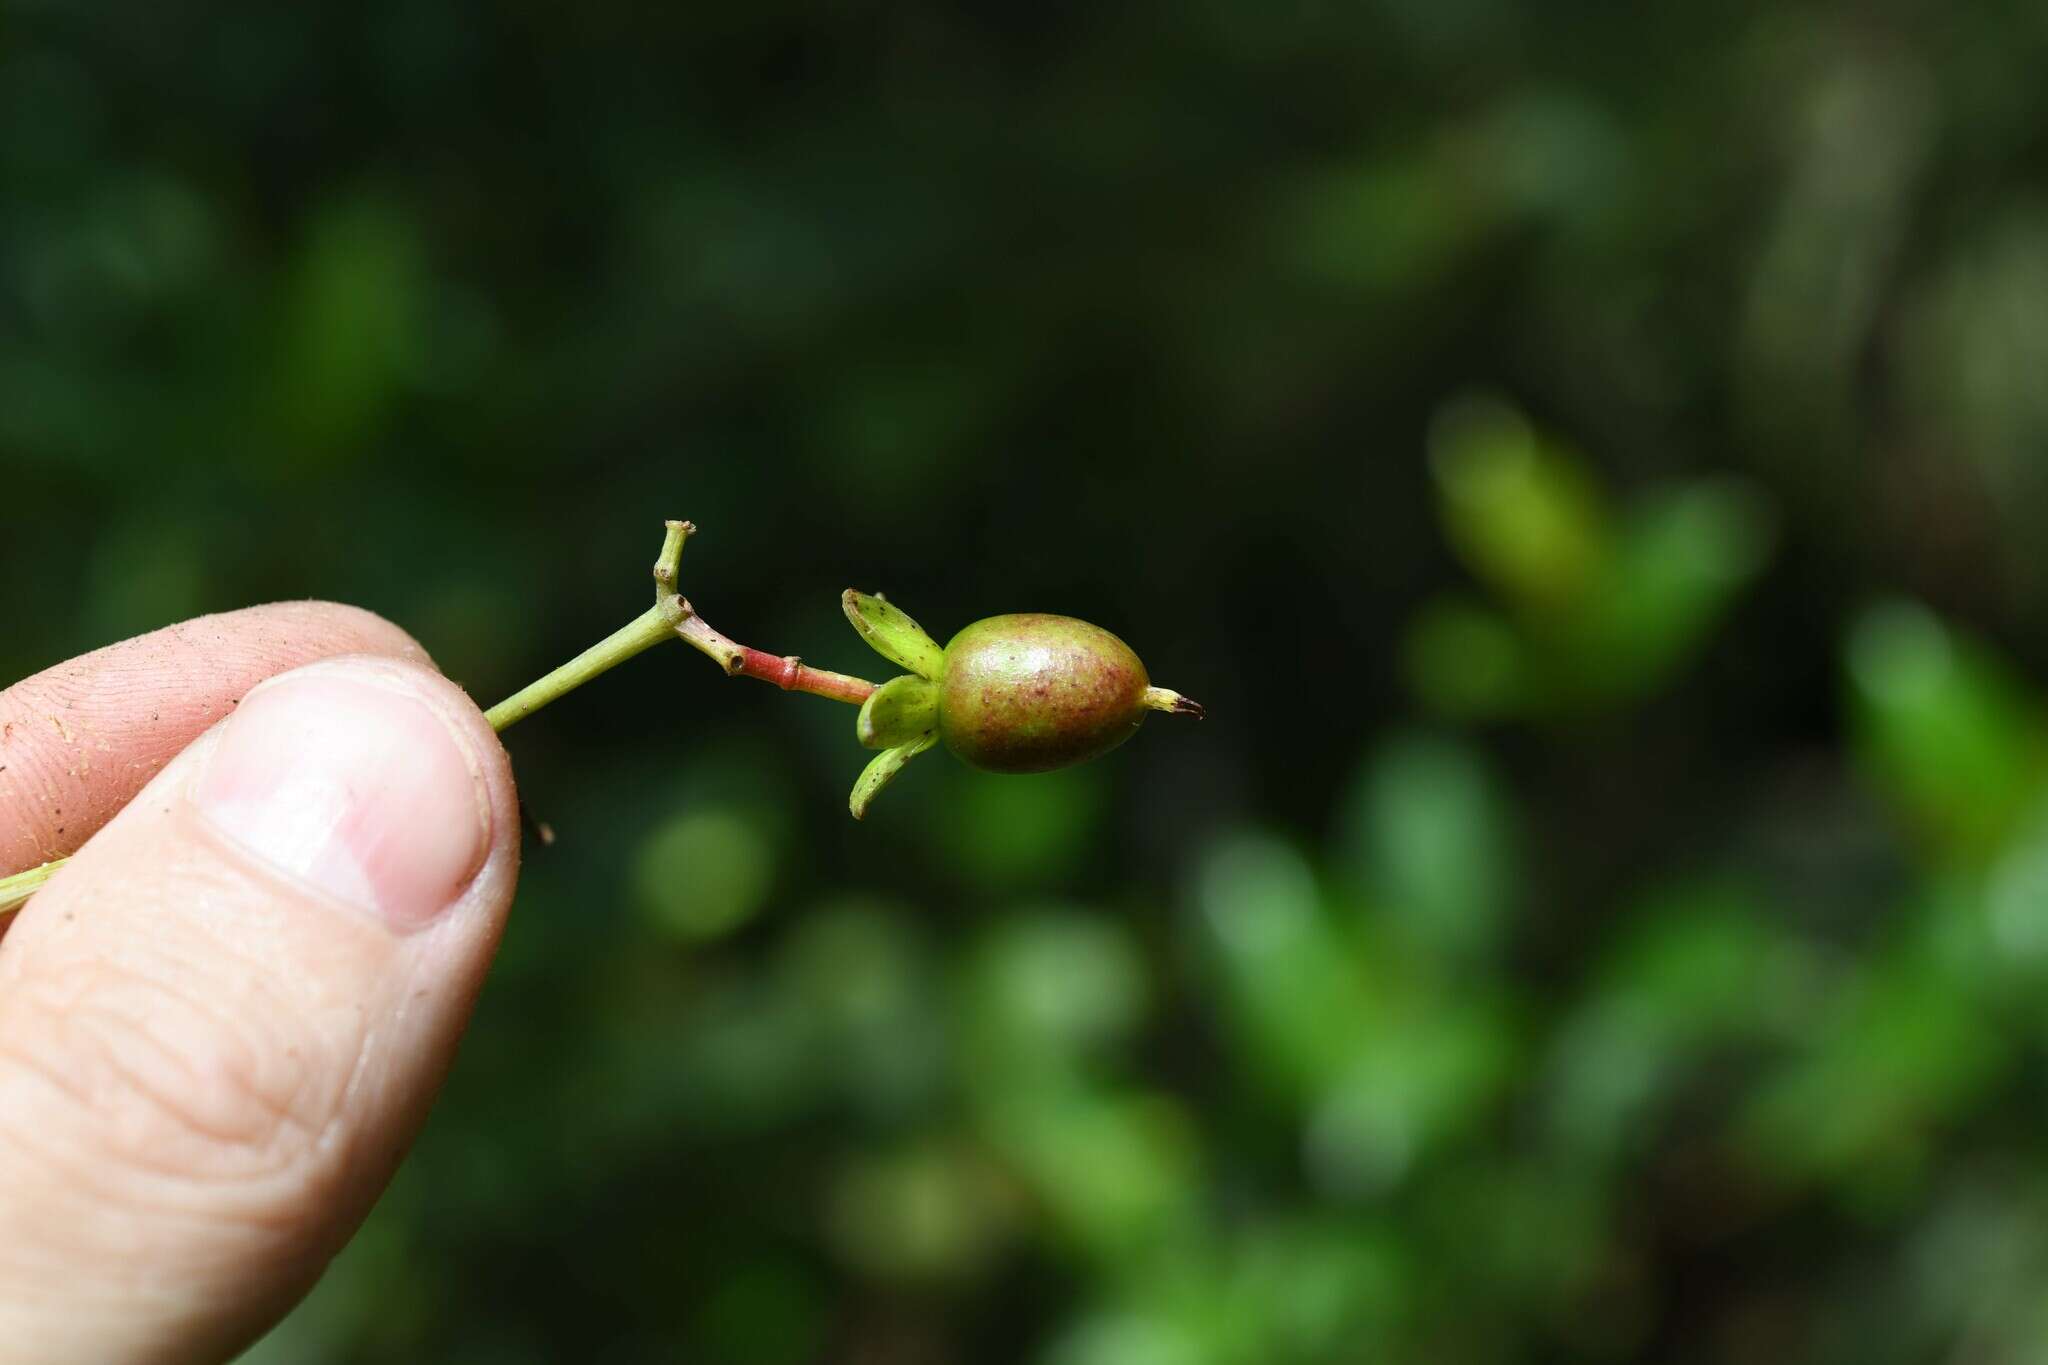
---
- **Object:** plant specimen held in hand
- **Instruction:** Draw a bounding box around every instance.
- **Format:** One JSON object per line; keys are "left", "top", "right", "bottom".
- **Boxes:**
{"left": 0, "top": 520, "right": 1202, "bottom": 916}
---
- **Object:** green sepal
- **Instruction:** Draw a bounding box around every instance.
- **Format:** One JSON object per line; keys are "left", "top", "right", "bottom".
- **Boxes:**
{"left": 857, "top": 674, "right": 939, "bottom": 750}
{"left": 849, "top": 731, "right": 938, "bottom": 820}
{"left": 842, "top": 590, "right": 947, "bottom": 681}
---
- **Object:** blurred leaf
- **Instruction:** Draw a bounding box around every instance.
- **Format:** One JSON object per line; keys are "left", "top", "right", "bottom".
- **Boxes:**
{"left": 1430, "top": 393, "right": 1608, "bottom": 611}
{"left": 1566, "top": 477, "right": 1777, "bottom": 703}
{"left": 962, "top": 909, "right": 1150, "bottom": 1092}
{"left": 1303, "top": 994, "right": 1515, "bottom": 1198}
{"left": 1423, "top": 1161, "right": 1609, "bottom": 1306}
{"left": 1335, "top": 729, "right": 1518, "bottom": 963}
{"left": 1984, "top": 800, "right": 2048, "bottom": 977}
{"left": 827, "top": 1139, "right": 1014, "bottom": 1283}
{"left": 982, "top": 1092, "right": 1201, "bottom": 1265}
{"left": 1740, "top": 919, "right": 2012, "bottom": 1197}
{"left": 1848, "top": 601, "right": 2048, "bottom": 863}
{"left": 1402, "top": 596, "right": 1529, "bottom": 719}
{"left": 632, "top": 805, "right": 777, "bottom": 943}
{"left": 1230, "top": 1220, "right": 1408, "bottom": 1361}
{"left": 1043, "top": 1312, "right": 1207, "bottom": 1365}
{"left": 778, "top": 898, "right": 946, "bottom": 1122}
{"left": 1544, "top": 884, "right": 1793, "bottom": 1163}
{"left": 1192, "top": 832, "right": 1368, "bottom": 1098}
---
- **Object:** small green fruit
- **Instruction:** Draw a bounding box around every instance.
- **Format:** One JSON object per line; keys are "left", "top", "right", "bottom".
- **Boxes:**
{"left": 841, "top": 591, "right": 1201, "bottom": 817}
{"left": 939, "top": 614, "right": 1148, "bottom": 772}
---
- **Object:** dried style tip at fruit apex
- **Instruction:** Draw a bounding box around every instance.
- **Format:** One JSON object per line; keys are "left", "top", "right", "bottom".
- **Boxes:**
{"left": 1142, "top": 686, "right": 1205, "bottom": 718}
{"left": 840, "top": 599, "right": 1203, "bottom": 813}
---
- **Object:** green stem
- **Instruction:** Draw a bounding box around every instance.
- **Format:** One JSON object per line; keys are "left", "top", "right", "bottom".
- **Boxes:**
{"left": 0, "top": 864, "right": 54, "bottom": 918}
{"left": 483, "top": 604, "right": 673, "bottom": 732}
{"left": 0, "top": 518, "right": 876, "bottom": 921}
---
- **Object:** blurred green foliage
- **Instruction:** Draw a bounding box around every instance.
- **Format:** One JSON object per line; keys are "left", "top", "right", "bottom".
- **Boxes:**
{"left": 9, "top": 0, "right": 2048, "bottom": 1360}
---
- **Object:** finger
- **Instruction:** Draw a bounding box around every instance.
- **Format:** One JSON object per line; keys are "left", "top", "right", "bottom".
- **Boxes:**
{"left": 0, "top": 654, "right": 519, "bottom": 1364}
{"left": 0, "top": 602, "right": 430, "bottom": 875}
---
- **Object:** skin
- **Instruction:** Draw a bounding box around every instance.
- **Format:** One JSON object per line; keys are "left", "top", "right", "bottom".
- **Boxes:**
{"left": 937, "top": 614, "right": 1151, "bottom": 773}
{"left": 0, "top": 602, "right": 431, "bottom": 874}
{"left": 0, "top": 603, "right": 521, "bottom": 1364}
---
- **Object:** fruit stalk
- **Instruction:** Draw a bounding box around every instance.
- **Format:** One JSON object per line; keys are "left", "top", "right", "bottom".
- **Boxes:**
{"left": 672, "top": 615, "right": 877, "bottom": 705}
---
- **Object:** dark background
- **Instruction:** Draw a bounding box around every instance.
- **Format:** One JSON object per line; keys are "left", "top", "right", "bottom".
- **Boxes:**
{"left": 8, "top": 1, "right": 2048, "bottom": 1361}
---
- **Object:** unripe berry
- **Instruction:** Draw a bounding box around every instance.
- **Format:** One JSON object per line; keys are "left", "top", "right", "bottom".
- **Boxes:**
{"left": 840, "top": 591, "right": 1200, "bottom": 816}
{"left": 938, "top": 614, "right": 1150, "bottom": 772}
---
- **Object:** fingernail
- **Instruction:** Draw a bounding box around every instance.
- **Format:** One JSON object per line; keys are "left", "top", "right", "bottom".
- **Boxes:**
{"left": 194, "top": 666, "right": 492, "bottom": 930}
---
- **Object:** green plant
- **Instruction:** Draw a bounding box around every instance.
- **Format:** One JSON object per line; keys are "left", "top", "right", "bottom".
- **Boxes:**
{"left": 0, "top": 520, "right": 1201, "bottom": 915}
{"left": 844, "top": 596, "right": 1201, "bottom": 816}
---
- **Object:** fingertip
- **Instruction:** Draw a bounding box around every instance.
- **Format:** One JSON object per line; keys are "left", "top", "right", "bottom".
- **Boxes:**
{"left": 284, "top": 601, "right": 438, "bottom": 670}
{"left": 1, "top": 602, "right": 448, "bottom": 877}
{"left": 194, "top": 655, "right": 517, "bottom": 934}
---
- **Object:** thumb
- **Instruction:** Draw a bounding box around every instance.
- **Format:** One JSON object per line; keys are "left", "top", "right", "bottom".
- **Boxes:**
{"left": 0, "top": 655, "right": 519, "bottom": 1364}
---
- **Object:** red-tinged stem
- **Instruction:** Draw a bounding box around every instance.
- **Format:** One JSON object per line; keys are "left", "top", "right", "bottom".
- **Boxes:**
{"left": 673, "top": 611, "right": 876, "bottom": 705}
{"left": 735, "top": 646, "right": 876, "bottom": 704}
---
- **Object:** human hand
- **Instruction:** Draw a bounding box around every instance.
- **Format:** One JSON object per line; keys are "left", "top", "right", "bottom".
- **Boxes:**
{"left": 0, "top": 604, "right": 521, "bottom": 1363}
